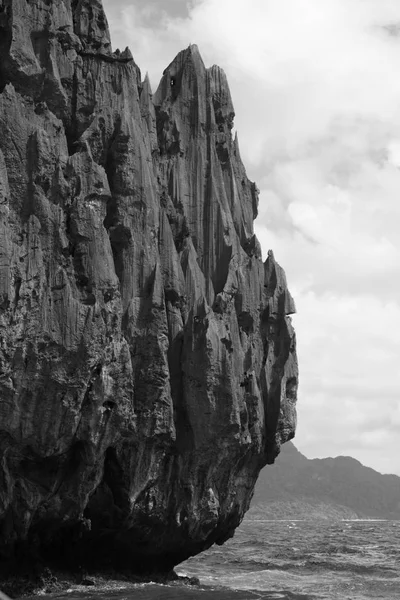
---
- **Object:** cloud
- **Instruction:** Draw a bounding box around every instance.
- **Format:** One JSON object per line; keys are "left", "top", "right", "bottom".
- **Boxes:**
{"left": 290, "top": 291, "right": 400, "bottom": 473}
{"left": 103, "top": 0, "right": 400, "bottom": 474}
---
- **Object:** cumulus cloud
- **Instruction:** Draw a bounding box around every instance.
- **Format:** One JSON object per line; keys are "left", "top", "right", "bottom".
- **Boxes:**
{"left": 103, "top": 0, "right": 400, "bottom": 474}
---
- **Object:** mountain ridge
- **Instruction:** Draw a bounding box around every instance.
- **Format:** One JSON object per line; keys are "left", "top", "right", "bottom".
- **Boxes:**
{"left": 249, "top": 442, "right": 400, "bottom": 520}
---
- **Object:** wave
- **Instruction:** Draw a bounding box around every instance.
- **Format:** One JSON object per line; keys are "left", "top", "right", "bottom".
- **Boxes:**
{"left": 177, "top": 516, "right": 400, "bottom": 599}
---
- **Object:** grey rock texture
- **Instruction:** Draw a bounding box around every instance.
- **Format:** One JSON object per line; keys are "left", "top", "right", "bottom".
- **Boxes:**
{"left": 0, "top": 0, "right": 298, "bottom": 573}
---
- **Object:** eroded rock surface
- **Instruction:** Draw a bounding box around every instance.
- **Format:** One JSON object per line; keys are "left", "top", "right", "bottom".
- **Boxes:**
{"left": 0, "top": 0, "right": 298, "bottom": 574}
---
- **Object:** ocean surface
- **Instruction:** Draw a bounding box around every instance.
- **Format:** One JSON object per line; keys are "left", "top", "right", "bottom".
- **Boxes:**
{"left": 42, "top": 519, "right": 400, "bottom": 600}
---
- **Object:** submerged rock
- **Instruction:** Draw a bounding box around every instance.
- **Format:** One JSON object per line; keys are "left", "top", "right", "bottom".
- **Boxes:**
{"left": 0, "top": 0, "right": 298, "bottom": 574}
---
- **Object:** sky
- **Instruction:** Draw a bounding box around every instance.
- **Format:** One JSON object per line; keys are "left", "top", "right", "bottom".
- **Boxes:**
{"left": 103, "top": 0, "right": 400, "bottom": 476}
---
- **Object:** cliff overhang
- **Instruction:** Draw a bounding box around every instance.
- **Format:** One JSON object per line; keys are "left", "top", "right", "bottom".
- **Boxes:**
{"left": 0, "top": 0, "right": 298, "bottom": 575}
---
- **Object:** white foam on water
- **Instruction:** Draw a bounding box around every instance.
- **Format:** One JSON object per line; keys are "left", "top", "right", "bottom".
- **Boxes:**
{"left": 195, "top": 568, "right": 306, "bottom": 592}
{"left": 247, "top": 519, "right": 306, "bottom": 522}
{"left": 341, "top": 519, "right": 388, "bottom": 522}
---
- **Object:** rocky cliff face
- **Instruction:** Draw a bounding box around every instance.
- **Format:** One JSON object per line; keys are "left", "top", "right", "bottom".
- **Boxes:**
{"left": 0, "top": 0, "right": 298, "bottom": 574}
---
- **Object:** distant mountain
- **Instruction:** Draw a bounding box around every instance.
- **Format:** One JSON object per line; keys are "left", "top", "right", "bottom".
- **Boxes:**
{"left": 248, "top": 442, "right": 400, "bottom": 520}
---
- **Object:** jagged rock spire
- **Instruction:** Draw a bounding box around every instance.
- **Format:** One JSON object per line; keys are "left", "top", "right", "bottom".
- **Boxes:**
{"left": 0, "top": 0, "right": 297, "bottom": 574}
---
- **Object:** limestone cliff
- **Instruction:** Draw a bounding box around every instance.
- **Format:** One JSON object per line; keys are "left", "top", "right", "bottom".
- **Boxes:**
{"left": 0, "top": 0, "right": 298, "bottom": 573}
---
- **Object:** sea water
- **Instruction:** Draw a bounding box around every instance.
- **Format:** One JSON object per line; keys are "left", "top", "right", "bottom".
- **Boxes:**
{"left": 38, "top": 519, "right": 400, "bottom": 600}
{"left": 177, "top": 518, "right": 400, "bottom": 599}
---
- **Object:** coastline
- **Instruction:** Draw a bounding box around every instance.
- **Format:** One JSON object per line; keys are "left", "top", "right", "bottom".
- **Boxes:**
{"left": 0, "top": 569, "right": 200, "bottom": 599}
{"left": 0, "top": 572, "right": 312, "bottom": 600}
